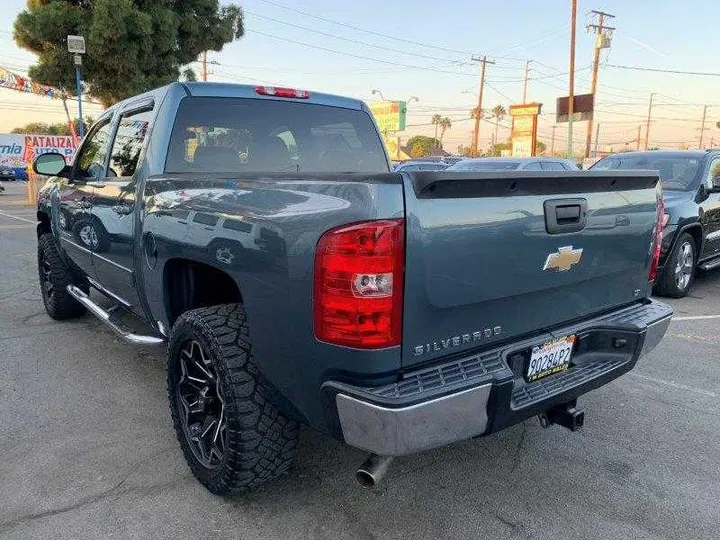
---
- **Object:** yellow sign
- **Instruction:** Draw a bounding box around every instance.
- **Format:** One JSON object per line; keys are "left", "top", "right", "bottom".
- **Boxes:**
{"left": 510, "top": 103, "right": 542, "bottom": 117}
{"left": 368, "top": 101, "right": 407, "bottom": 133}
{"left": 510, "top": 102, "right": 542, "bottom": 157}
{"left": 382, "top": 136, "right": 410, "bottom": 160}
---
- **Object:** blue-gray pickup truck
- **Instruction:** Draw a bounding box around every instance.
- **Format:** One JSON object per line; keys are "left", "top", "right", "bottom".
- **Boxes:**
{"left": 34, "top": 82, "right": 673, "bottom": 495}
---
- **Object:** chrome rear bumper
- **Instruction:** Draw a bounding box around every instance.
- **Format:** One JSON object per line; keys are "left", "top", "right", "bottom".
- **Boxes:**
{"left": 329, "top": 299, "right": 673, "bottom": 457}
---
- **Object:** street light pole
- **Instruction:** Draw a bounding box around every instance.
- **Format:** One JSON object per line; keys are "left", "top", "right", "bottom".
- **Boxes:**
{"left": 74, "top": 55, "right": 84, "bottom": 139}
{"left": 67, "top": 35, "right": 86, "bottom": 139}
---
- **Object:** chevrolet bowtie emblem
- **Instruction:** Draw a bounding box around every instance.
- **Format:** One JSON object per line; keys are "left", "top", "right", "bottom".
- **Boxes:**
{"left": 543, "top": 246, "right": 583, "bottom": 272}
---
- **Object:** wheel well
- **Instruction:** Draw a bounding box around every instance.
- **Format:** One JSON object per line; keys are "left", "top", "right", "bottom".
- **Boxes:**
{"left": 164, "top": 259, "right": 242, "bottom": 325}
{"left": 680, "top": 225, "right": 703, "bottom": 255}
{"left": 37, "top": 211, "right": 51, "bottom": 236}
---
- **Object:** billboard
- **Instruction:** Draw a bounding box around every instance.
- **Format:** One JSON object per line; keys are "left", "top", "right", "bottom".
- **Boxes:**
{"left": 368, "top": 101, "right": 407, "bottom": 133}
{"left": 556, "top": 94, "right": 594, "bottom": 123}
{"left": 509, "top": 103, "right": 542, "bottom": 158}
{"left": 0, "top": 133, "right": 77, "bottom": 171}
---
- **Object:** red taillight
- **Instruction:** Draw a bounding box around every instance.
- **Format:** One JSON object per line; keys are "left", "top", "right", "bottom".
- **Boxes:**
{"left": 314, "top": 219, "right": 404, "bottom": 349}
{"left": 649, "top": 194, "right": 664, "bottom": 283}
{"left": 254, "top": 86, "right": 310, "bottom": 99}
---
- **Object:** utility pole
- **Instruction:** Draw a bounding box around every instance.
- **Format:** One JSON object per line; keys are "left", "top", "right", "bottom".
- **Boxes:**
{"left": 201, "top": 51, "right": 208, "bottom": 82}
{"left": 567, "top": 0, "right": 577, "bottom": 159}
{"left": 522, "top": 59, "right": 531, "bottom": 103}
{"left": 644, "top": 93, "right": 656, "bottom": 150}
{"left": 699, "top": 105, "right": 708, "bottom": 149}
{"left": 551, "top": 125, "right": 557, "bottom": 155}
{"left": 593, "top": 123, "right": 600, "bottom": 157}
{"left": 585, "top": 10, "right": 615, "bottom": 158}
{"left": 636, "top": 125, "right": 641, "bottom": 150}
{"left": 470, "top": 55, "right": 494, "bottom": 157}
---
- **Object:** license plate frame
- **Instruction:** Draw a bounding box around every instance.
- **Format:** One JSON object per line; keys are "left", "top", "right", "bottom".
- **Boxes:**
{"left": 526, "top": 334, "right": 576, "bottom": 382}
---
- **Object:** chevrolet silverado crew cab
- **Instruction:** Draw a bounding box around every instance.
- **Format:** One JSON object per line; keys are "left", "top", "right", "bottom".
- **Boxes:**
{"left": 34, "top": 82, "right": 672, "bottom": 495}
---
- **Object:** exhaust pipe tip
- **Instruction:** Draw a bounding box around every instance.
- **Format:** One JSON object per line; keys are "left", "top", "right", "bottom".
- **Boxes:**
{"left": 355, "top": 454, "right": 393, "bottom": 489}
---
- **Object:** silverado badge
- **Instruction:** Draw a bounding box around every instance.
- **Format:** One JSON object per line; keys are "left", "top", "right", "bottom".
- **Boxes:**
{"left": 543, "top": 246, "right": 583, "bottom": 272}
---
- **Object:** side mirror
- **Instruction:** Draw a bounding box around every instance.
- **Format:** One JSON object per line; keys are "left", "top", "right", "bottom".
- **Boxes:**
{"left": 33, "top": 152, "right": 69, "bottom": 177}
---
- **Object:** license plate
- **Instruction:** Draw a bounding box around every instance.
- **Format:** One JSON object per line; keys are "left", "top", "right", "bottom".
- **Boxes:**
{"left": 526, "top": 335, "right": 575, "bottom": 382}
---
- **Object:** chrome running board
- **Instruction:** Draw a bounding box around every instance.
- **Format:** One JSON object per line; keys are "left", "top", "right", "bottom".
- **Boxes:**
{"left": 67, "top": 285, "right": 165, "bottom": 345}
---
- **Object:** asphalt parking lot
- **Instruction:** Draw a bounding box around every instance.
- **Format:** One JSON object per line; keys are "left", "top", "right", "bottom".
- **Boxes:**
{"left": 1, "top": 180, "right": 719, "bottom": 540}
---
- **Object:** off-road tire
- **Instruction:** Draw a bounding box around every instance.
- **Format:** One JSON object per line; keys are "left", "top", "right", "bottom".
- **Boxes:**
{"left": 167, "top": 304, "right": 299, "bottom": 495}
{"left": 655, "top": 232, "right": 696, "bottom": 298}
{"left": 37, "top": 233, "right": 87, "bottom": 320}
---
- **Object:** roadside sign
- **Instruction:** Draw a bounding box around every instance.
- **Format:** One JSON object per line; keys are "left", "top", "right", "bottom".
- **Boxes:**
{"left": 368, "top": 101, "right": 407, "bottom": 133}
{"left": 510, "top": 102, "right": 542, "bottom": 157}
{"left": 66, "top": 35, "right": 86, "bottom": 54}
{"left": 556, "top": 94, "right": 594, "bottom": 123}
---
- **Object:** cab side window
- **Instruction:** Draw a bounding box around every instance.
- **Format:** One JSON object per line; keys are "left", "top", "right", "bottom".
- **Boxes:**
{"left": 75, "top": 120, "right": 113, "bottom": 180}
{"left": 107, "top": 108, "right": 153, "bottom": 179}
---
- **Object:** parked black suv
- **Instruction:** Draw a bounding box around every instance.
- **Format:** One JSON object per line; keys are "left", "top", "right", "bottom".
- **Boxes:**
{"left": 592, "top": 150, "right": 720, "bottom": 297}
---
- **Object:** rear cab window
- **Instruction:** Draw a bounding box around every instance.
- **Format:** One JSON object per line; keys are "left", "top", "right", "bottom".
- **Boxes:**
{"left": 165, "top": 97, "right": 388, "bottom": 174}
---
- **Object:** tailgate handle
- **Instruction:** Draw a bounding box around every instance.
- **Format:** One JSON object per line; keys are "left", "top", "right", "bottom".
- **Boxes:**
{"left": 556, "top": 204, "right": 581, "bottom": 223}
{"left": 544, "top": 198, "right": 588, "bottom": 234}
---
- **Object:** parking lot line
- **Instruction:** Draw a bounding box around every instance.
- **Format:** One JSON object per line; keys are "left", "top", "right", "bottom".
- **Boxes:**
{"left": 673, "top": 314, "right": 720, "bottom": 321}
{"left": 0, "top": 210, "right": 36, "bottom": 224}
{"left": 630, "top": 373, "right": 718, "bottom": 398}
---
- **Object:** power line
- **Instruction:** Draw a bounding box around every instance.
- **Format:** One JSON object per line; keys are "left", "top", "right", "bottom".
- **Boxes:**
{"left": 248, "top": 29, "right": 482, "bottom": 77}
{"left": 246, "top": 10, "right": 474, "bottom": 66}
{"left": 254, "top": 0, "right": 472, "bottom": 57}
{"left": 606, "top": 64, "right": 720, "bottom": 76}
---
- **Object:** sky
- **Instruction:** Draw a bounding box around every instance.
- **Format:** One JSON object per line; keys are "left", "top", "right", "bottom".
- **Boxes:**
{"left": 0, "top": 0, "right": 719, "bottom": 153}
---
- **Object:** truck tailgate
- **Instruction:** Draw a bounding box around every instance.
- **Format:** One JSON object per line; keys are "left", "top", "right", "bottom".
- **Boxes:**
{"left": 401, "top": 171, "right": 660, "bottom": 368}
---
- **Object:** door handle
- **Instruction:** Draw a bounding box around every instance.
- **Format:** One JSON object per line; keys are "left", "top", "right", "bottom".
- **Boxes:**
{"left": 112, "top": 204, "right": 133, "bottom": 216}
{"left": 86, "top": 181, "right": 106, "bottom": 188}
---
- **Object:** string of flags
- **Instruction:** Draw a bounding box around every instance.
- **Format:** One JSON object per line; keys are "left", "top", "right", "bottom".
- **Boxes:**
{"left": 0, "top": 65, "right": 63, "bottom": 99}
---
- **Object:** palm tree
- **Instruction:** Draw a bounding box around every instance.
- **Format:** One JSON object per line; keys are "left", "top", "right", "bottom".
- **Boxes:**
{"left": 431, "top": 114, "right": 443, "bottom": 147}
{"left": 491, "top": 105, "right": 506, "bottom": 146}
{"left": 470, "top": 107, "right": 484, "bottom": 120}
{"left": 439, "top": 117, "right": 452, "bottom": 147}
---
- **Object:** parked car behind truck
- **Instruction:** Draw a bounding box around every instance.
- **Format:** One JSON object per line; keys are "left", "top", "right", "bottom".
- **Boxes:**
{"left": 592, "top": 150, "right": 720, "bottom": 297}
{"left": 35, "top": 82, "right": 672, "bottom": 495}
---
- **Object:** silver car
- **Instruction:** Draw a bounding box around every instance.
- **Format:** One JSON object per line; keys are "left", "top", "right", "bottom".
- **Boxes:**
{"left": 448, "top": 157, "right": 579, "bottom": 172}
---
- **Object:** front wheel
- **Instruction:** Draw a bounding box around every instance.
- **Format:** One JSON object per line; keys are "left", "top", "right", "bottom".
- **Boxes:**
{"left": 655, "top": 232, "right": 696, "bottom": 298}
{"left": 37, "top": 233, "right": 87, "bottom": 319}
{"left": 167, "top": 304, "right": 299, "bottom": 495}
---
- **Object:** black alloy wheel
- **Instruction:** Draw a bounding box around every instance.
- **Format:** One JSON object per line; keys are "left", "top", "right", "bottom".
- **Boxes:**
{"left": 175, "top": 339, "right": 227, "bottom": 469}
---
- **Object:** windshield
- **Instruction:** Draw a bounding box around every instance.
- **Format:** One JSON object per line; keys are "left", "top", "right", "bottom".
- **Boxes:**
{"left": 166, "top": 97, "right": 388, "bottom": 174}
{"left": 591, "top": 154, "right": 701, "bottom": 191}
{"left": 447, "top": 160, "right": 521, "bottom": 171}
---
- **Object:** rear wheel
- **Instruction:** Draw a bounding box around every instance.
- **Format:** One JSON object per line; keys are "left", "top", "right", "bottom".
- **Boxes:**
{"left": 655, "top": 232, "right": 695, "bottom": 298}
{"left": 167, "top": 304, "right": 299, "bottom": 495}
{"left": 37, "top": 233, "right": 87, "bottom": 319}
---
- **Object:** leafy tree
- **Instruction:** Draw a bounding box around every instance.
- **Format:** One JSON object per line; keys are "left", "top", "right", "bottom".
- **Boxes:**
{"left": 431, "top": 114, "right": 443, "bottom": 146}
{"left": 438, "top": 117, "right": 452, "bottom": 146}
{"left": 488, "top": 141, "right": 512, "bottom": 157}
{"left": 407, "top": 135, "right": 441, "bottom": 157}
{"left": 536, "top": 140, "right": 547, "bottom": 154}
{"left": 491, "top": 105, "right": 506, "bottom": 145}
{"left": 11, "top": 116, "right": 94, "bottom": 136}
{"left": 457, "top": 144, "right": 472, "bottom": 157}
{"left": 14, "top": 0, "right": 244, "bottom": 107}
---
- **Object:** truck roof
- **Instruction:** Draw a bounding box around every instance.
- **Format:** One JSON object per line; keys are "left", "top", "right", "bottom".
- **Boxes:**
{"left": 102, "top": 82, "right": 367, "bottom": 117}
{"left": 182, "top": 82, "right": 366, "bottom": 111}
